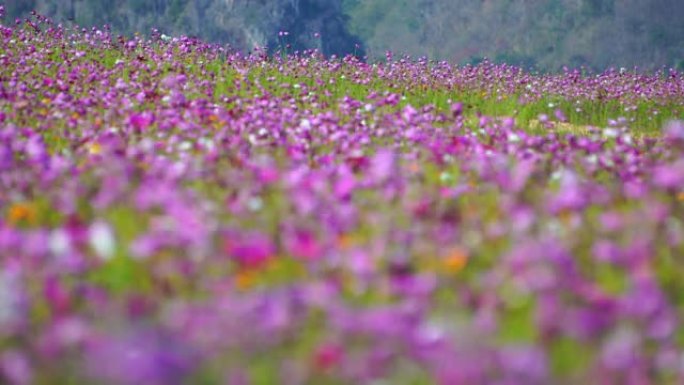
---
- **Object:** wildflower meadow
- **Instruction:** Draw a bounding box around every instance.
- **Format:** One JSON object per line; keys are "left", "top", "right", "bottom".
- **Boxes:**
{"left": 1, "top": 9, "right": 684, "bottom": 385}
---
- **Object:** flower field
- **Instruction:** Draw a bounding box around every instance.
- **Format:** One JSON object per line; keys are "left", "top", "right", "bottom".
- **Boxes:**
{"left": 1, "top": 12, "right": 684, "bottom": 385}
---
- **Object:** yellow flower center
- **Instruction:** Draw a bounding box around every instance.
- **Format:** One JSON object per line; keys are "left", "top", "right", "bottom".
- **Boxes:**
{"left": 87, "top": 142, "right": 102, "bottom": 155}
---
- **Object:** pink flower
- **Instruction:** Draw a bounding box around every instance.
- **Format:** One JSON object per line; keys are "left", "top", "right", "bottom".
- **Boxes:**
{"left": 283, "top": 228, "right": 322, "bottom": 260}
{"left": 313, "top": 343, "right": 343, "bottom": 371}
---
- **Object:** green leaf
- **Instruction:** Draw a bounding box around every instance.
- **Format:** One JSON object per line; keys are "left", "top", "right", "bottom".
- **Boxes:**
{"left": 497, "top": 297, "right": 538, "bottom": 343}
{"left": 549, "top": 337, "right": 594, "bottom": 376}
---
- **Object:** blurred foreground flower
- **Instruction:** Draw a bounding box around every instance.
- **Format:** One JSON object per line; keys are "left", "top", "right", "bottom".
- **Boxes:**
{"left": 89, "top": 221, "right": 116, "bottom": 260}
{"left": 6, "top": 203, "right": 37, "bottom": 227}
{"left": 86, "top": 329, "right": 196, "bottom": 385}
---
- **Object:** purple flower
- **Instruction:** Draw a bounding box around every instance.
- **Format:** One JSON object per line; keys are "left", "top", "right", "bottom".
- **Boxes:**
{"left": 0, "top": 350, "right": 32, "bottom": 385}
{"left": 592, "top": 240, "right": 622, "bottom": 263}
{"left": 334, "top": 165, "right": 356, "bottom": 199}
{"left": 369, "top": 148, "right": 397, "bottom": 183}
{"left": 601, "top": 327, "right": 640, "bottom": 370}
{"left": 547, "top": 170, "right": 587, "bottom": 213}
{"left": 451, "top": 102, "right": 464, "bottom": 118}
{"left": 85, "top": 329, "right": 196, "bottom": 385}
{"left": 554, "top": 108, "right": 568, "bottom": 122}
{"left": 663, "top": 120, "right": 684, "bottom": 143}
{"left": 652, "top": 158, "right": 684, "bottom": 189}
{"left": 129, "top": 112, "right": 155, "bottom": 132}
{"left": 498, "top": 345, "right": 549, "bottom": 383}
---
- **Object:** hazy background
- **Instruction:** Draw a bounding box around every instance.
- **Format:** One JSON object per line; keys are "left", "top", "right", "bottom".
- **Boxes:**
{"left": 4, "top": 0, "right": 684, "bottom": 71}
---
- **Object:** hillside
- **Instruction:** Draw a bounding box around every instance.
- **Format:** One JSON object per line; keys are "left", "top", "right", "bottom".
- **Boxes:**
{"left": 4, "top": 0, "right": 364, "bottom": 58}
{"left": 4, "top": 0, "right": 684, "bottom": 71}
{"left": 345, "top": 0, "right": 684, "bottom": 70}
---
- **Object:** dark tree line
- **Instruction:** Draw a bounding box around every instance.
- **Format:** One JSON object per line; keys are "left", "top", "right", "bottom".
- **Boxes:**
{"left": 3, "top": 0, "right": 683, "bottom": 70}
{"left": 4, "top": 0, "right": 365, "bottom": 59}
{"left": 344, "top": 0, "right": 684, "bottom": 70}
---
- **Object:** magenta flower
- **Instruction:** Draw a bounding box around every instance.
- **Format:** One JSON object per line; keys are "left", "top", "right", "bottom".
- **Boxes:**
{"left": 283, "top": 228, "right": 323, "bottom": 261}
{"left": 224, "top": 230, "right": 275, "bottom": 268}
{"left": 129, "top": 112, "right": 155, "bottom": 132}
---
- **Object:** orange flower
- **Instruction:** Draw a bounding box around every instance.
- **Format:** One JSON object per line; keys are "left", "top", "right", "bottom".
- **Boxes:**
{"left": 235, "top": 268, "right": 258, "bottom": 291}
{"left": 336, "top": 234, "right": 355, "bottom": 250}
{"left": 7, "top": 202, "right": 38, "bottom": 226}
{"left": 443, "top": 247, "right": 468, "bottom": 274}
{"left": 677, "top": 192, "right": 684, "bottom": 202}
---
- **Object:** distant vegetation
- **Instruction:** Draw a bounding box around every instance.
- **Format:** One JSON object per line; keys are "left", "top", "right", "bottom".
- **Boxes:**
{"left": 344, "top": 0, "right": 684, "bottom": 71}
{"left": 4, "top": 0, "right": 684, "bottom": 71}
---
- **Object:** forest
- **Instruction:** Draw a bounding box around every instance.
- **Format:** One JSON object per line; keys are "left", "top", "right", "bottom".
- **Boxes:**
{"left": 4, "top": 0, "right": 684, "bottom": 71}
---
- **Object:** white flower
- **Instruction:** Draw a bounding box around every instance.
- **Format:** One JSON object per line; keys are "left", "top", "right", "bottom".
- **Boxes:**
{"left": 550, "top": 169, "right": 565, "bottom": 181}
{"left": 0, "top": 271, "right": 20, "bottom": 326}
{"left": 198, "top": 138, "right": 215, "bottom": 151}
{"left": 89, "top": 221, "right": 116, "bottom": 260}
{"left": 603, "top": 128, "right": 619, "bottom": 138}
{"left": 247, "top": 196, "right": 263, "bottom": 212}
{"left": 49, "top": 229, "right": 71, "bottom": 256}
{"left": 439, "top": 172, "right": 453, "bottom": 184}
{"left": 178, "top": 141, "right": 193, "bottom": 152}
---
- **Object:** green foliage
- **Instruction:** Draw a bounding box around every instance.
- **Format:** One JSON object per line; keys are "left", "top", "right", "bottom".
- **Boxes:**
{"left": 549, "top": 337, "right": 594, "bottom": 376}
{"left": 343, "top": 0, "right": 684, "bottom": 71}
{"left": 581, "top": 0, "right": 614, "bottom": 17}
{"left": 5, "top": 0, "right": 37, "bottom": 17}
{"left": 169, "top": 0, "right": 187, "bottom": 21}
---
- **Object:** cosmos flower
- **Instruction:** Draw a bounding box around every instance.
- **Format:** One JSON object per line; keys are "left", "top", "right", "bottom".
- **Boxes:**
{"left": 224, "top": 230, "right": 275, "bottom": 269}
{"left": 0, "top": 11, "right": 682, "bottom": 384}
{"left": 85, "top": 329, "right": 196, "bottom": 385}
{"left": 88, "top": 221, "right": 116, "bottom": 260}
